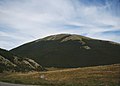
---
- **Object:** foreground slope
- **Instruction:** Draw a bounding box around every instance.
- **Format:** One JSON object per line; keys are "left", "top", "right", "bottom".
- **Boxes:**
{"left": 11, "top": 34, "right": 120, "bottom": 67}
{"left": 0, "top": 48, "right": 44, "bottom": 72}
{"left": 0, "top": 64, "right": 119, "bottom": 86}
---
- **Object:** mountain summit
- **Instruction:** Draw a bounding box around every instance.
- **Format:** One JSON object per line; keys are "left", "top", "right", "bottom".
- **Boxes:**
{"left": 10, "top": 34, "right": 120, "bottom": 67}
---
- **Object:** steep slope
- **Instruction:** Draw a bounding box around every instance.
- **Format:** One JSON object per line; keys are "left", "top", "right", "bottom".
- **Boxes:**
{"left": 0, "top": 48, "right": 44, "bottom": 72}
{"left": 10, "top": 34, "right": 120, "bottom": 67}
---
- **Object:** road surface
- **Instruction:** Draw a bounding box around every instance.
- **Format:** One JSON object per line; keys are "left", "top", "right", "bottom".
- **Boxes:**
{"left": 0, "top": 82, "right": 40, "bottom": 86}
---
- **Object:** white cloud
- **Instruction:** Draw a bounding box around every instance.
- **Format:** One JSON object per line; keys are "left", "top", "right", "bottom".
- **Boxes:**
{"left": 0, "top": 0, "right": 120, "bottom": 50}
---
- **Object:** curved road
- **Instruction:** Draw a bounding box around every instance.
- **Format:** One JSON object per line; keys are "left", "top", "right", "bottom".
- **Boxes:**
{"left": 0, "top": 82, "right": 40, "bottom": 86}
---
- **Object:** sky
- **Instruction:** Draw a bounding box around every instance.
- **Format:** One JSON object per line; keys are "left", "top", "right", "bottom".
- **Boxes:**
{"left": 0, "top": 0, "right": 120, "bottom": 50}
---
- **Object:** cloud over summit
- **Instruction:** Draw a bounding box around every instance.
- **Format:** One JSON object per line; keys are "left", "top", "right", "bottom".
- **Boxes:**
{"left": 0, "top": 0, "right": 120, "bottom": 50}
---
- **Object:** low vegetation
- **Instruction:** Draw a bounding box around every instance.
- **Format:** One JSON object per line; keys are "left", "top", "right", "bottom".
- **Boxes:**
{"left": 0, "top": 64, "right": 119, "bottom": 86}
{"left": 10, "top": 34, "right": 120, "bottom": 68}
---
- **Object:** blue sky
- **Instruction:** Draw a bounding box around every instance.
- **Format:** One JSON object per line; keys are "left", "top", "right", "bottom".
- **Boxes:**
{"left": 0, "top": 0, "right": 120, "bottom": 50}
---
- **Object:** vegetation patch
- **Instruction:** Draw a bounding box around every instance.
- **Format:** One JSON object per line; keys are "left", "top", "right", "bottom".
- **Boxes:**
{"left": 0, "top": 64, "right": 119, "bottom": 86}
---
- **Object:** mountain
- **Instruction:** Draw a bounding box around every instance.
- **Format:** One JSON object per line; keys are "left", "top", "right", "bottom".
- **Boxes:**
{"left": 0, "top": 48, "right": 44, "bottom": 72}
{"left": 10, "top": 34, "right": 120, "bottom": 67}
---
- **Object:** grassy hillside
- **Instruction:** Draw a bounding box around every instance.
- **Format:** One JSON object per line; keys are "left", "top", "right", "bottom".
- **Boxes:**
{"left": 0, "top": 64, "right": 119, "bottom": 86}
{"left": 0, "top": 48, "right": 44, "bottom": 72}
{"left": 11, "top": 34, "right": 120, "bottom": 67}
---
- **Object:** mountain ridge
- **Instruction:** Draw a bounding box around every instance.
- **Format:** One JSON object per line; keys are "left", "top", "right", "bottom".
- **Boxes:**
{"left": 10, "top": 34, "right": 120, "bottom": 68}
{"left": 0, "top": 48, "right": 44, "bottom": 72}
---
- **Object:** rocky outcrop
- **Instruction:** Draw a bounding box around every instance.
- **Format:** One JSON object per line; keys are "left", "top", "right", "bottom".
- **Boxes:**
{"left": 0, "top": 48, "right": 44, "bottom": 72}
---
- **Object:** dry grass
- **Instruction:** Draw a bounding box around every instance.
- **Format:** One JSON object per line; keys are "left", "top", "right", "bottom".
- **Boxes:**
{"left": 0, "top": 64, "right": 120, "bottom": 86}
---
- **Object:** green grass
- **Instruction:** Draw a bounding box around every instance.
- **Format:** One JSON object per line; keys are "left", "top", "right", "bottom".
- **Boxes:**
{"left": 0, "top": 64, "right": 120, "bottom": 86}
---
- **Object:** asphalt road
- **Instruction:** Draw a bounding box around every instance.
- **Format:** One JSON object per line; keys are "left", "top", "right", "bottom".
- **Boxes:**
{"left": 0, "top": 82, "right": 40, "bottom": 86}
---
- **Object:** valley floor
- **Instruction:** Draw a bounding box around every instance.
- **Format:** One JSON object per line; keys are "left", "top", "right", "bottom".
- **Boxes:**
{"left": 0, "top": 64, "right": 120, "bottom": 86}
